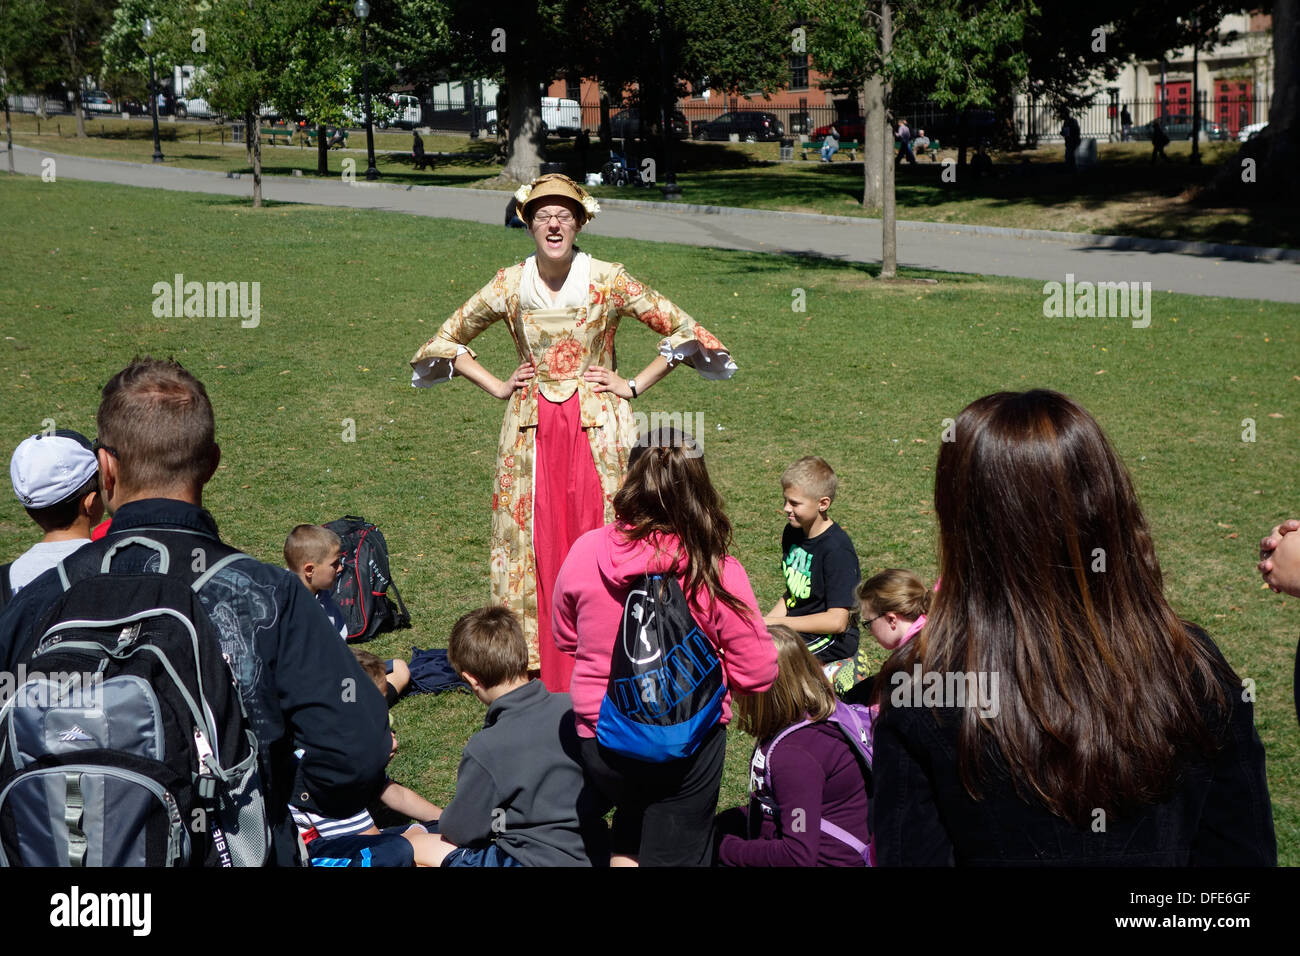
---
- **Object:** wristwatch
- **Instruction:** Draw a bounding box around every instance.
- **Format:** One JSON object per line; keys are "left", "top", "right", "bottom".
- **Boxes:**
{"left": 627, "top": 378, "right": 638, "bottom": 398}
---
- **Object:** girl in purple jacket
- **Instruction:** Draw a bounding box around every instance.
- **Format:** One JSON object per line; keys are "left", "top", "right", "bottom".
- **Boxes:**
{"left": 714, "top": 625, "right": 871, "bottom": 866}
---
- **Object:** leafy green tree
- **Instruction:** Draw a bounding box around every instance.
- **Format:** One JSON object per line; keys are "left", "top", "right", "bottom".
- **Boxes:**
{"left": 0, "top": 0, "right": 50, "bottom": 170}
{"left": 269, "top": 0, "right": 366, "bottom": 177}
{"left": 580, "top": 0, "right": 790, "bottom": 161}
{"left": 182, "top": 0, "right": 284, "bottom": 206}
{"left": 797, "top": 0, "right": 1030, "bottom": 275}
{"left": 30, "top": 0, "right": 116, "bottom": 138}
{"left": 101, "top": 0, "right": 182, "bottom": 106}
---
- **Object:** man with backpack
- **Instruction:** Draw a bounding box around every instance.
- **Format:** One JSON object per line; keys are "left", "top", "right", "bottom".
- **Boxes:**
{"left": 0, "top": 358, "right": 390, "bottom": 866}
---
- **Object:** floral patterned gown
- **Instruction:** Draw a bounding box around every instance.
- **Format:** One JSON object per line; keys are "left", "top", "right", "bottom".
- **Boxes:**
{"left": 410, "top": 255, "right": 736, "bottom": 685}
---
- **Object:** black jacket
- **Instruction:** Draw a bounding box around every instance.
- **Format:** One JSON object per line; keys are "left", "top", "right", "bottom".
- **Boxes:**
{"left": 870, "top": 627, "right": 1276, "bottom": 866}
{"left": 0, "top": 498, "right": 391, "bottom": 865}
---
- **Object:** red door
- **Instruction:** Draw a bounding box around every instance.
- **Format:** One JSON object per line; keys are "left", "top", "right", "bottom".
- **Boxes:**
{"left": 1215, "top": 79, "right": 1252, "bottom": 136}
{"left": 1154, "top": 81, "right": 1191, "bottom": 121}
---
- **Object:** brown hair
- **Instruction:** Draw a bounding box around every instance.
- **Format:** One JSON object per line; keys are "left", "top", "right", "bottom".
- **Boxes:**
{"left": 878, "top": 389, "right": 1231, "bottom": 825}
{"left": 351, "top": 648, "right": 389, "bottom": 695}
{"left": 736, "top": 625, "right": 836, "bottom": 742}
{"left": 284, "top": 524, "right": 342, "bottom": 572}
{"left": 96, "top": 358, "right": 217, "bottom": 495}
{"left": 857, "top": 569, "right": 930, "bottom": 621}
{"left": 448, "top": 606, "right": 528, "bottom": 688}
{"left": 781, "top": 456, "right": 837, "bottom": 503}
{"left": 614, "top": 427, "right": 750, "bottom": 616}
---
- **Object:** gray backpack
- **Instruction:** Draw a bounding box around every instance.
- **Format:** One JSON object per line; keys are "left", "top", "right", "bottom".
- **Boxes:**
{"left": 0, "top": 537, "right": 271, "bottom": 866}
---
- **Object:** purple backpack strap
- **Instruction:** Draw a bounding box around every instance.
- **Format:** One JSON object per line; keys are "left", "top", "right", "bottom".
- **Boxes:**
{"left": 820, "top": 820, "right": 870, "bottom": 862}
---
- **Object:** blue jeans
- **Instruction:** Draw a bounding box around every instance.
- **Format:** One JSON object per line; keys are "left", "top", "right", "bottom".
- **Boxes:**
{"left": 821, "top": 143, "right": 838, "bottom": 161}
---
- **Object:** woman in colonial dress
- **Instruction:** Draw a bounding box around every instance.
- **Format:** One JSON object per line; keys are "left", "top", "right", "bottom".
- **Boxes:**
{"left": 410, "top": 173, "right": 736, "bottom": 692}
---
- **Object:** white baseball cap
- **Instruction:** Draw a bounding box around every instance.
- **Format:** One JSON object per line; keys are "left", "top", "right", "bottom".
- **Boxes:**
{"left": 10, "top": 430, "right": 98, "bottom": 509}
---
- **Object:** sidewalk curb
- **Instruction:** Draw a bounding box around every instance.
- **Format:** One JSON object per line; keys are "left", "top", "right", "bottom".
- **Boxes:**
{"left": 11, "top": 145, "right": 1298, "bottom": 264}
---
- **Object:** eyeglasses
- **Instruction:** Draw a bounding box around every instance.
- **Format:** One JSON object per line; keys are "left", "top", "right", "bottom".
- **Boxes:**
{"left": 533, "top": 211, "right": 576, "bottom": 226}
{"left": 91, "top": 439, "right": 119, "bottom": 460}
{"left": 861, "top": 613, "right": 883, "bottom": 627}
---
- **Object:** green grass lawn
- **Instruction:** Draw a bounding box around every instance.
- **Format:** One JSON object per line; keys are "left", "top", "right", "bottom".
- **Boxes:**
{"left": 2, "top": 176, "right": 1298, "bottom": 863}
{"left": 9, "top": 112, "right": 1293, "bottom": 248}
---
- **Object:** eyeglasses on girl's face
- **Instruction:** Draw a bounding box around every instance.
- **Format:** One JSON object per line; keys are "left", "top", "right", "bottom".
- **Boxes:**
{"left": 532, "top": 210, "right": 576, "bottom": 227}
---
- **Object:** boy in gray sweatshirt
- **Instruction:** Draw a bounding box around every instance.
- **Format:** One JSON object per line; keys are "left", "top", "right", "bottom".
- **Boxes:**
{"left": 429, "top": 606, "right": 605, "bottom": 866}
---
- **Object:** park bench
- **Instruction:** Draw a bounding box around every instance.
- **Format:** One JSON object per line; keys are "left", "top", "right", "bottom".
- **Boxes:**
{"left": 800, "top": 137, "right": 860, "bottom": 161}
{"left": 304, "top": 126, "right": 350, "bottom": 149}
{"left": 258, "top": 122, "right": 294, "bottom": 145}
{"left": 913, "top": 137, "right": 942, "bottom": 160}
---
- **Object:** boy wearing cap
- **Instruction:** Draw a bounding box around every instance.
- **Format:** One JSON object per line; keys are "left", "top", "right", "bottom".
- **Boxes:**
{"left": 2, "top": 430, "right": 103, "bottom": 605}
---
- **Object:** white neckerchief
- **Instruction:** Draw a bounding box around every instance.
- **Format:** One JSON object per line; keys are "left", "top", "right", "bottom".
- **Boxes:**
{"left": 520, "top": 251, "right": 590, "bottom": 312}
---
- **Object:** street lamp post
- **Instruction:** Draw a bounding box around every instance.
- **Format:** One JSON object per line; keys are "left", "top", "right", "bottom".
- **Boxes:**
{"left": 143, "top": 18, "right": 164, "bottom": 164}
{"left": 354, "top": 0, "right": 379, "bottom": 181}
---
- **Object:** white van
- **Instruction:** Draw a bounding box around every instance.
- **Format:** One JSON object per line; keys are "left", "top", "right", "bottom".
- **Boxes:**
{"left": 542, "top": 97, "right": 581, "bottom": 137}
{"left": 484, "top": 97, "right": 582, "bottom": 137}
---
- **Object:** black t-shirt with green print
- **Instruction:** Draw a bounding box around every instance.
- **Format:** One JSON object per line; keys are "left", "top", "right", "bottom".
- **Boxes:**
{"left": 780, "top": 521, "right": 860, "bottom": 664}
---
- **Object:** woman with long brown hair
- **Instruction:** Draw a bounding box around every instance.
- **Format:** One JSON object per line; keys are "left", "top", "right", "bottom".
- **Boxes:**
{"left": 871, "top": 389, "right": 1275, "bottom": 865}
{"left": 552, "top": 428, "right": 777, "bottom": 866}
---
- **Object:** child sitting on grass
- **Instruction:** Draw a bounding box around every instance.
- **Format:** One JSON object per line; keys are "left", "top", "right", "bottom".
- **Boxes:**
{"left": 713, "top": 625, "right": 872, "bottom": 866}
{"left": 285, "top": 523, "right": 410, "bottom": 704}
{"left": 292, "top": 653, "right": 443, "bottom": 867}
{"left": 420, "top": 606, "right": 604, "bottom": 867}
{"left": 764, "top": 456, "right": 861, "bottom": 691}
{"left": 841, "top": 568, "right": 930, "bottom": 708}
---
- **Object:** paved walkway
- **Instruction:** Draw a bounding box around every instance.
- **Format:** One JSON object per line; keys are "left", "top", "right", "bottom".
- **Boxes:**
{"left": 10, "top": 145, "right": 1299, "bottom": 303}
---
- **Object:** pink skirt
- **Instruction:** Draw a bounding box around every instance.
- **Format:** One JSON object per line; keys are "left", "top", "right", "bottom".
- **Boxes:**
{"left": 533, "top": 392, "right": 606, "bottom": 692}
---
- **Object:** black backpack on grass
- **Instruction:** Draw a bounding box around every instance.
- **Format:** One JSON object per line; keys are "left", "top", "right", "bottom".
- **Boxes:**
{"left": 0, "top": 536, "right": 270, "bottom": 867}
{"left": 325, "top": 516, "right": 410, "bottom": 643}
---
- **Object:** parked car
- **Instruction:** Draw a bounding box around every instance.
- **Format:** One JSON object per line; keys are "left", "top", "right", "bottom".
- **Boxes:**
{"left": 608, "top": 107, "right": 688, "bottom": 140}
{"left": 83, "top": 90, "right": 115, "bottom": 113}
{"left": 1130, "top": 114, "right": 1229, "bottom": 142}
{"left": 174, "top": 97, "right": 218, "bottom": 119}
{"left": 1237, "top": 120, "right": 1267, "bottom": 142}
{"left": 813, "top": 117, "right": 865, "bottom": 141}
{"left": 692, "top": 111, "right": 785, "bottom": 142}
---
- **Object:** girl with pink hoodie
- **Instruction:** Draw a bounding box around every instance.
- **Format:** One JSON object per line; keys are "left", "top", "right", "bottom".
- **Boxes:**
{"left": 552, "top": 429, "right": 778, "bottom": 867}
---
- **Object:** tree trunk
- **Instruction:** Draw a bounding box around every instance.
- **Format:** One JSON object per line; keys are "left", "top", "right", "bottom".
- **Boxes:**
{"left": 1266, "top": 0, "right": 1299, "bottom": 196}
{"left": 861, "top": 75, "right": 884, "bottom": 212}
{"left": 880, "top": 0, "right": 897, "bottom": 278}
{"left": 252, "top": 124, "right": 262, "bottom": 208}
{"left": 5, "top": 96, "right": 13, "bottom": 174}
{"left": 957, "top": 108, "right": 968, "bottom": 169}
{"left": 503, "top": 64, "right": 544, "bottom": 183}
{"left": 317, "top": 123, "right": 328, "bottom": 176}
{"left": 245, "top": 108, "right": 254, "bottom": 164}
{"left": 1207, "top": 0, "right": 1298, "bottom": 199}
{"left": 65, "top": 25, "right": 86, "bottom": 138}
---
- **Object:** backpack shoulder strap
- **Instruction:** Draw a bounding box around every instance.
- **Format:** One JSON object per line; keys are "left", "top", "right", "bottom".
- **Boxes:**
{"left": 759, "top": 718, "right": 815, "bottom": 803}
